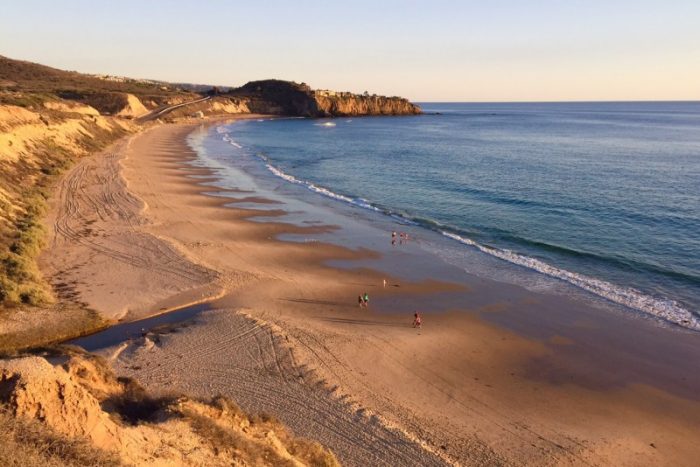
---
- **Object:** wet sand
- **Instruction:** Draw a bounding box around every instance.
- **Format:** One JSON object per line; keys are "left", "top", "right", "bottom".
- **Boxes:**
{"left": 49, "top": 121, "right": 700, "bottom": 466}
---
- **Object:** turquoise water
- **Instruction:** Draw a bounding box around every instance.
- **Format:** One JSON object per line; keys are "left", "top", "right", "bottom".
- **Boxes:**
{"left": 210, "top": 102, "right": 700, "bottom": 331}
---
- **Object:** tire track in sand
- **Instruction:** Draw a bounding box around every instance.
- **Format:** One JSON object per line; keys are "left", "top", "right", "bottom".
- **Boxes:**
{"left": 47, "top": 137, "right": 217, "bottom": 308}
{"left": 114, "top": 309, "right": 448, "bottom": 467}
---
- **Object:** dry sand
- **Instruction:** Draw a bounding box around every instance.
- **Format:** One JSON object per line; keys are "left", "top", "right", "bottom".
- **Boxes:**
{"left": 44, "top": 121, "right": 700, "bottom": 466}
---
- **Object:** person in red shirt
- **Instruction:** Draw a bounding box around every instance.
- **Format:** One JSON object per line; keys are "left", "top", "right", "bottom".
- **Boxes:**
{"left": 413, "top": 312, "right": 422, "bottom": 329}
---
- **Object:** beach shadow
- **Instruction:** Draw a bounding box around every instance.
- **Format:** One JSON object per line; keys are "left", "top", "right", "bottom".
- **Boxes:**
{"left": 346, "top": 283, "right": 400, "bottom": 287}
{"left": 321, "top": 317, "right": 412, "bottom": 328}
{"left": 279, "top": 298, "right": 350, "bottom": 307}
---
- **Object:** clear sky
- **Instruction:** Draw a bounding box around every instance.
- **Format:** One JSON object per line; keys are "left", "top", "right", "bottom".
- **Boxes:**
{"left": 1, "top": 0, "right": 698, "bottom": 101}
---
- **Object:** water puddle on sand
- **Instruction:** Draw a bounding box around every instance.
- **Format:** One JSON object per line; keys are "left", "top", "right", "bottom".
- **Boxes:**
{"left": 67, "top": 303, "right": 211, "bottom": 352}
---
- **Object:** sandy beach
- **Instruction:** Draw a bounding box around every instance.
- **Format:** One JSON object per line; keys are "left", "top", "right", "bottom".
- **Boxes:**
{"left": 44, "top": 120, "right": 700, "bottom": 466}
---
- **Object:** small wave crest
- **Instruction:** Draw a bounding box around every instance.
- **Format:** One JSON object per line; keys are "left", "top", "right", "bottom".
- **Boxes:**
{"left": 441, "top": 231, "right": 699, "bottom": 331}
{"left": 222, "top": 134, "right": 243, "bottom": 149}
{"left": 259, "top": 154, "right": 381, "bottom": 212}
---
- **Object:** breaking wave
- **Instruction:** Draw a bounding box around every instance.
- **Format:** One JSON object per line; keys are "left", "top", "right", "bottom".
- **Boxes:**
{"left": 222, "top": 134, "right": 243, "bottom": 149}
{"left": 257, "top": 153, "right": 381, "bottom": 212}
{"left": 440, "top": 231, "right": 699, "bottom": 331}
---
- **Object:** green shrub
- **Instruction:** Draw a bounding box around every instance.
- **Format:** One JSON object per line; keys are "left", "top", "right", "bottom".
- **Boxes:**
{"left": 0, "top": 185, "right": 53, "bottom": 307}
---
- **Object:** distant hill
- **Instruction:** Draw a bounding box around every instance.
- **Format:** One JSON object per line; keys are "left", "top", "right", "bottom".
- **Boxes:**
{"left": 0, "top": 55, "right": 199, "bottom": 113}
{"left": 0, "top": 56, "right": 421, "bottom": 118}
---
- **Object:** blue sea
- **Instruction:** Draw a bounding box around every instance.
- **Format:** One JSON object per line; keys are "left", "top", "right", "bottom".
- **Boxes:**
{"left": 202, "top": 102, "right": 700, "bottom": 331}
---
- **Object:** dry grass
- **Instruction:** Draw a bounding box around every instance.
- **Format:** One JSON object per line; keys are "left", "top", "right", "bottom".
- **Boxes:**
{"left": 184, "top": 396, "right": 340, "bottom": 467}
{"left": 105, "top": 376, "right": 183, "bottom": 425}
{"left": 0, "top": 408, "right": 121, "bottom": 467}
{"left": 70, "top": 356, "right": 339, "bottom": 464}
{"left": 0, "top": 190, "right": 52, "bottom": 306}
{"left": 1, "top": 352, "right": 339, "bottom": 466}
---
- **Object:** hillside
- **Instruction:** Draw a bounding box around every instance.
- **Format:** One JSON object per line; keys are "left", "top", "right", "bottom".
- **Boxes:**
{"left": 0, "top": 55, "right": 198, "bottom": 114}
{"left": 1, "top": 56, "right": 421, "bottom": 119}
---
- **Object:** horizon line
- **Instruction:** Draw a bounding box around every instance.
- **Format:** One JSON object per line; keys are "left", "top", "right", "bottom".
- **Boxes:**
{"left": 414, "top": 99, "right": 700, "bottom": 104}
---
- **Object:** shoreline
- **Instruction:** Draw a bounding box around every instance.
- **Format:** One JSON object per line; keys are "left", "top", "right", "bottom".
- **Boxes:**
{"left": 46, "top": 118, "right": 700, "bottom": 465}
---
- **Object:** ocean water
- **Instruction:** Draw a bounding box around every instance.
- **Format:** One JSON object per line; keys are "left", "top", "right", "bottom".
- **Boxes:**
{"left": 207, "top": 102, "right": 700, "bottom": 331}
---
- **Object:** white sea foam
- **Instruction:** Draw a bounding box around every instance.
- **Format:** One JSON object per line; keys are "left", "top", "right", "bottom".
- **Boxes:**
{"left": 314, "top": 121, "right": 337, "bottom": 127}
{"left": 441, "top": 231, "right": 700, "bottom": 331}
{"left": 263, "top": 160, "right": 382, "bottom": 212}
{"left": 222, "top": 134, "right": 243, "bottom": 148}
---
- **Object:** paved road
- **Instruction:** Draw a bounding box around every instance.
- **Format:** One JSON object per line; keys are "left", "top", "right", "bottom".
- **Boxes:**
{"left": 137, "top": 95, "right": 211, "bottom": 122}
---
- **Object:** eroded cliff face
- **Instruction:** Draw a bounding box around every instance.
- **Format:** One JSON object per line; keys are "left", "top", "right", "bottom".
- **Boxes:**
{"left": 225, "top": 80, "right": 421, "bottom": 117}
{"left": 313, "top": 92, "right": 421, "bottom": 117}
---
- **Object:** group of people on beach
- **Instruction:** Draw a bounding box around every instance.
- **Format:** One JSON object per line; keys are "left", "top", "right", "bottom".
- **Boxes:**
{"left": 358, "top": 292, "right": 369, "bottom": 308}
{"left": 355, "top": 230, "right": 423, "bottom": 330}
{"left": 391, "top": 230, "right": 410, "bottom": 246}
{"left": 357, "top": 288, "right": 422, "bottom": 329}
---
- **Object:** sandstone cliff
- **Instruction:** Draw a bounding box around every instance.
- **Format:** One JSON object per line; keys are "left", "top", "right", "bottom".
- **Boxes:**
{"left": 312, "top": 90, "right": 420, "bottom": 116}
{"left": 115, "top": 94, "right": 149, "bottom": 118}
{"left": 0, "top": 355, "right": 339, "bottom": 466}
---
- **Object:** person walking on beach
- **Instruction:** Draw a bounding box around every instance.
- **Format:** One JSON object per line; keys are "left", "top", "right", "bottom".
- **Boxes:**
{"left": 358, "top": 295, "right": 364, "bottom": 308}
{"left": 413, "top": 312, "right": 422, "bottom": 329}
{"left": 391, "top": 231, "right": 397, "bottom": 245}
{"left": 363, "top": 292, "right": 369, "bottom": 307}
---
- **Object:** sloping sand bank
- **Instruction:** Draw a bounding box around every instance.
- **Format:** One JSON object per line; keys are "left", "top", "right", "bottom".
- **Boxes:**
{"left": 41, "top": 130, "right": 222, "bottom": 319}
